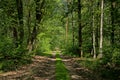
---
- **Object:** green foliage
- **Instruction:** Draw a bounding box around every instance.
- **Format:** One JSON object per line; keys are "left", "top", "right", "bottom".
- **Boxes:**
{"left": 102, "top": 47, "right": 120, "bottom": 66}
{"left": 0, "top": 1, "right": 120, "bottom": 80}
{"left": 0, "top": 37, "right": 32, "bottom": 71}
{"left": 90, "top": 48, "right": 120, "bottom": 80}
{"left": 64, "top": 46, "right": 79, "bottom": 57}
{"left": 0, "top": 60, "right": 16, "bottom": 71}
{"left": 78, "top": 58, "right": 120, "bottom": 80}
{"left": 101, "top": 47, "right": 113, "bottom": 64}
{"left": 112, "top": 48, "right": 120, "bottom": 65}
{"left": 78, "top": 59, "right": 100, "bottom": 70}
{"left": 37, "top": 33, "right": 51, "bottom": 54}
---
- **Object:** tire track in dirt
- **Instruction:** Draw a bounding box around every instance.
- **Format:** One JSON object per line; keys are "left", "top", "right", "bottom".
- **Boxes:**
{"left": 0, "top": 55, "right": 104, "bottom": 80}
{"left": 0, "top": 56, "right": 56, "bottom": 80}
{"left": 61, "top": 56, "right": 102, "bottom": 80}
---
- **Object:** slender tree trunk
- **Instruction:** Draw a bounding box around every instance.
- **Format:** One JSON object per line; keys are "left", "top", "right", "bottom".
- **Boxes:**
{"left": 72, "top": 0, "right": 75, "bottom": 46}
{"left": 16, "top": 0, "right": 24, "bottom": 44}
{"left": 13, "top": 27, "right": 18, "bottom": 47}
{"left": 96, "top": 23, "right": 99, "bottom": 55}
{"left": 111, "top": 1, "right": 116, "bottom": 46}
{"left": 78, "top": 0, "right": 82, "bottom": 57}
{"left": 27, "top": 2, "right": 32, "bottom": 52}
{"left": 27, "top": 0, "right": 31, "bottom": 43}
{"left": 27, "top": 0, "right": 45, "bottom": 52}
{"left": 65, "top": 0, "right": 69, "bottom": 45}
{"left": 92, "top": 13, "right": 96, "bottom": 58}
{"left": 65, "top": 17, "right": 69, "bottom": 44}
{"left": 92, "top": 0, "right": 96, "bottom": 58}
{"left": 99, "top": 0, "right": 104, "bottom": 56}
{"left": 96, "top": 1, "right": 100, "bottom": 56}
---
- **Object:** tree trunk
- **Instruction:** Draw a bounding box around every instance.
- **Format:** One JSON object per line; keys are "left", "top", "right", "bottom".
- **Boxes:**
{"left": 65, "top": 17, "right": 69, "bottom": 45}
{"left": 92, "top": 13, "right": 96, "bottom": 58}
{"left": 27, "top": 0, "right": 45, "bottom": 52}
{"left": 96, "top": 1, "right": 100, "bottom": 56}
{"left": 111, "top": 1, "right": 116, "bottom": 47}
{"left": 65, "top": 0, "right": 69, "bottom": 45}
{"left": 92, "top": 0, "right": 96, "bottom": 58}
{"left": 99, "top": 0, "right": 104, "bottom": 57}
{"left": 72, "top": 0, "right": 75, "bottom": 47}
{"left": 27, "top": 5, "right": 32, "bottom": 52}
{"left": 78, "top": 0, "right": 82, "bottom": 57}
{"left": 13, "top": 27, "right": 18, "bottom": 47}
{"left": 16, "top": 0, "right": 24, "bottom": 44}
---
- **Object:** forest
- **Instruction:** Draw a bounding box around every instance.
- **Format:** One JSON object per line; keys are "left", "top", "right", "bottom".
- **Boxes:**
{"left": 0, "top": 0, "right": 120, "bottom": 80}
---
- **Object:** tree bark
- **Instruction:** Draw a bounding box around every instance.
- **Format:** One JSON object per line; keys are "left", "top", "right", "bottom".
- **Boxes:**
{"left": 78, "top": 0, "right": 82, "bottom": 57}
{"left": 91, "top": 0, "right": 96, "bottom": 58}
{"left": 92, "top": 11, "right": 96, "bottom": 58}
{"left": 65, "top": 17, "right": 69, "bottom": 44}
{"left": 13, "top": 27, "right": 18, "bottom": 47}
{"left": 27, "top": 0, "right": 45, "bottom": 52}
{"left": 72, "top": 0, "right": 75, "bottom": 47}
{"left": 65, "top": 0, "right": 69, "bottom": 45}
{"left": 99, "top": 0, "right": 104, "bottom": 56}
{"left": 95, "top": 1, "right": 100, "bottom": 56}
{"left": 111, "top": 1, "right": 116, "bottom": 46}
{"left": 16, "top": 0, "right": 24, "bottom": 44}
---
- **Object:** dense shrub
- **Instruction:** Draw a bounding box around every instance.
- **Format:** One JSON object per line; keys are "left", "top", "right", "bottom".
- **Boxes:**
{"left": 0, "top": 37, "right": 32, "bottom": 71}
{"left": 112, "top": 48, "right": 120, "bottom": 66}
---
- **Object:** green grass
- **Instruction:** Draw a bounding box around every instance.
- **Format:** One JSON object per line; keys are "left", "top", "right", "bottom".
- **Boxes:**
{"left": 55, "top": 54, "right": 70, "bottom": 80}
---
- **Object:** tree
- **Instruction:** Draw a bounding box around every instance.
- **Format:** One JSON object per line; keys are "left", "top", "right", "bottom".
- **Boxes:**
{"left": 27, "top": 0, "right": 45, "bottom": 52}
{"left": 78, "top": 0, "right": 82, "bottom": 57}
{"left": 99, "top": 0, "right": 104, "bottom": 56}
{"left": 71, "top": 0, "right": 75, "bottom": 47}
{"left": 16, "top": 0, "right": 24, "bottom": 45}
{"left": 92, "top": 0, "right": 96, "bottom": 58}
{"left": 110, "top": 0, "right": 119, "bottom": 47}
{"left": 65, "top": 0, "right": 69, "bottom": 45}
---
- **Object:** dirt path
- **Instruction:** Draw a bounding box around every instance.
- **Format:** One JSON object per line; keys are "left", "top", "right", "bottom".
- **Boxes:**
{"left": 0, "top": 56, "right": 56, "bottom": 80}
{"left": 61, "top": 56, "right": 103, "bottom": 80}
{"left": 0, "top": 55, "right": 103, "bottom": 80}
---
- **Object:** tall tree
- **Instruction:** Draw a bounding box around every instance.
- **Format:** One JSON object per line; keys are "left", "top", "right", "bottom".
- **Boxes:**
{"left": 78, "top": 0, "right": 82, "bottom": 57}
{"left": 96, "top": 1, "right": 100, "bottom": 57}
{"left": 65, "top": 0, "right": 69, "bottom": 45}
{"left": 16, "top": 0, "right": 24, "bottom": 45}
{"left": 71, "top": 0, "right": 75, "bottom": 47}
{"left": 110, "top": 0, "right": 116, "bottom": 47}
{"left": 27, "top": 0, "right": 45, "bottom": 52}
{"left": 99, "top": 0, "right": 104, "bottom": 56}
{"left": 92, "top": 0, "right": 96, "bottom": 58}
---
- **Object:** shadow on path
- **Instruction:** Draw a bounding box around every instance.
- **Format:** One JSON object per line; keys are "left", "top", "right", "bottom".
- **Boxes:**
{"left": 0, "top": 55, "right": 105, "bottom": 80}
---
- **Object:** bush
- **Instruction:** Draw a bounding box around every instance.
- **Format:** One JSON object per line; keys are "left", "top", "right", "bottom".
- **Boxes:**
{"left": 98, "top": 48, "right": 120, "bottom": 80}
{"left": 102, "top": 47, "right": 120, "bottom": 66}
{"left": 0, "top": 37, "right": 32, "bottom": 71}
{"left": 63, "top": 43, "right": 79, "bottom": 57}
{"left": 112, "top": 48, "right": 120, "bottom": 66}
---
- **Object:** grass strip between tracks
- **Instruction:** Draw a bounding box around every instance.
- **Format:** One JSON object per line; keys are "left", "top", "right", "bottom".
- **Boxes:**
{"left": 55, "top": 54, "right": 70, "bottom": 80}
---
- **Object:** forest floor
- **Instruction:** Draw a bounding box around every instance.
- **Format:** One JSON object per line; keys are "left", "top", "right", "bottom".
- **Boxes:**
{"left": 0, "top": 54, "right": 104, "bottom": 80}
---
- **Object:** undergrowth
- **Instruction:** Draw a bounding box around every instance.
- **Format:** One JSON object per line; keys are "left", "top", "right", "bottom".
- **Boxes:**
{"left": 78, "top": 58, "right": 120, "bottom": 80}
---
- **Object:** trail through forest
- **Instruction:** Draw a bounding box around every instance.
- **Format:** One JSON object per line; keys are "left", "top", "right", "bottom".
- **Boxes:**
{"left": 0, "top": 55, "right": 104, "bottom": 80}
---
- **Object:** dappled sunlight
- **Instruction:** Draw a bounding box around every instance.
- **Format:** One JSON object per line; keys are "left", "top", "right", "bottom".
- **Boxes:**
{"left": 0, "top": 0, "right": 120, "bottom": 79}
